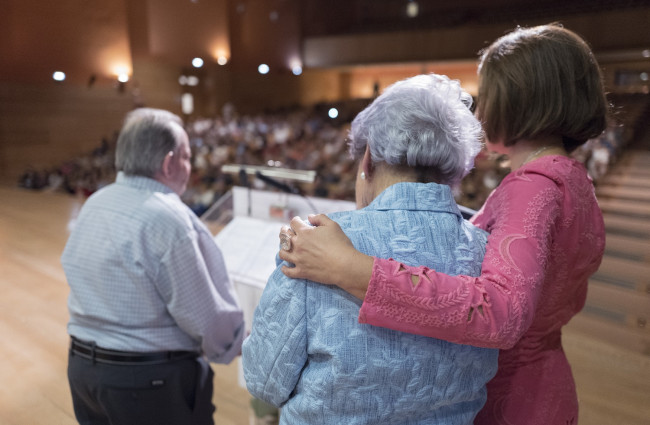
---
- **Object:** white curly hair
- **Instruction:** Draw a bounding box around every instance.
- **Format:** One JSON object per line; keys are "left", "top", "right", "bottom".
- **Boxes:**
{"left": 348, "top": 73, "right": 482, "bottom": 186}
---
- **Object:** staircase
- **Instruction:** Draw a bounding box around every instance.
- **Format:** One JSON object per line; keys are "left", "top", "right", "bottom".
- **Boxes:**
{"left": 568, "top": 128, "right": 650, "bottom": 356}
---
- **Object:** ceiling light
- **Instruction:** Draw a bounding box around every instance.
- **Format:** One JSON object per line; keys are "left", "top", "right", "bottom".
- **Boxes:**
{"left": 406, "top": 1, "right": 419, "bottom": 18}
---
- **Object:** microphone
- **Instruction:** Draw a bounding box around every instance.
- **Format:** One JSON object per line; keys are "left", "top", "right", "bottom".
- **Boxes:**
{"left": 240, "top": 167, "right": 252, "bottom": 216}
{"left": 255, "top": 171, "right": 301, "bottom": 195}
{"left": 255, "top": 171, "right": 317, "bottom": 214}
{"left": 239, "top": 167, "right": 249, "bottom": 187}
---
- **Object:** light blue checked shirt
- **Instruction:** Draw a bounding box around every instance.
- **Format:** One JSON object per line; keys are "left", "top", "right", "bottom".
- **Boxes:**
{"left": 62, "top": 172, "right": 244, "bottom": 363}
{"left": 243, "top": 182, "right": 498, "bottom": 425}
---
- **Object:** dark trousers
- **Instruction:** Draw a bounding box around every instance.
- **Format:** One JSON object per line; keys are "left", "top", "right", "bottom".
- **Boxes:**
{"left": 68, "top": 350, "right": 215, "bottom": 425}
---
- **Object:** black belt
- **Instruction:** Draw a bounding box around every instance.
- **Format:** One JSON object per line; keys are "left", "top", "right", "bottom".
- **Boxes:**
{"left": 70, "top": 337, "right": 198, "bottom": 365}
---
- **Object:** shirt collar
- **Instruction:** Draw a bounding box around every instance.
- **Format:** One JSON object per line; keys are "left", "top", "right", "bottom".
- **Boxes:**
{"left": 365, "top": 182, "right": 462, "bottom": 217}
{"left": 116, "top": 171, "right": 176, "bottom": 195}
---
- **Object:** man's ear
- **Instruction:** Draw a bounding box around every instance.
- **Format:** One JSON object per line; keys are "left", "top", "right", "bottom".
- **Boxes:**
{"left": 160, "top": 151, "right": 174, "bottom": 178}
{"left": 361, "top": 145, "right": 373, "bottom": 179}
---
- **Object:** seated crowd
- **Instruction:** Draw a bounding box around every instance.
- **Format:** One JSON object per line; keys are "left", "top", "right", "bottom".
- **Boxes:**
{"left": 18, "top": 96, "right": 644, "bottom": 215}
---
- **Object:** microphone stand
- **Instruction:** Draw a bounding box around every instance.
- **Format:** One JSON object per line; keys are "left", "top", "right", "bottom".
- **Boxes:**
{"left": 254, "top": 171, "right": 318, "bottom": 214}
{"left": 239, "top": 167, "right": 252, "bottom": 217}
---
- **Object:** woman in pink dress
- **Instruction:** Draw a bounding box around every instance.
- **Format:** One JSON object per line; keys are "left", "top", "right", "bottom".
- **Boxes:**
{"left": 278, "top": 23, "right": 608, "bottom": 425}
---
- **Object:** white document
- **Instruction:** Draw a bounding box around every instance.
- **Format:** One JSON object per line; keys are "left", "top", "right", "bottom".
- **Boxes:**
{"left": 214, "top": 215, "right": 283, "bottom": 290}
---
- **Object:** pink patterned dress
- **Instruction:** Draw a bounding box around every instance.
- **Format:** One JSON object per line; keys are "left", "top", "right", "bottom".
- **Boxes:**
{"left": 359, "top": 155, "right": 605, "bottom": 425}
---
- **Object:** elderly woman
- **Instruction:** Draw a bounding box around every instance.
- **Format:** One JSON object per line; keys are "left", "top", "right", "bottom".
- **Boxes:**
{"left": 241, "top": 74, "right": 498, "bottom": 425}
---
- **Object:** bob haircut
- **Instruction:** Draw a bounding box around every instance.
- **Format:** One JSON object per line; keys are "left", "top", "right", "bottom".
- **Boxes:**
{"left": 348, "top": 73, "right": 482, "bottom": 186}
{"left": 115, "top": 108, "right": 184, "bottom": 178}
{"left": 476, "top": 23, "right": 608, "bottom": 153}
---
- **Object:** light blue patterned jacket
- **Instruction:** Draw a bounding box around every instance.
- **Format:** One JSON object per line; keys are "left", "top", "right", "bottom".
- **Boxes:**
{"left": 242, "top": 182, "right": 498, "bottom": 425}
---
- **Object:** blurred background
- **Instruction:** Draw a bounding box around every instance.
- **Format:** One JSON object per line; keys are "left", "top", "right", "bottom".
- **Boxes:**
{"left": 1, "top": 1, "right": 649, "bottom": 424}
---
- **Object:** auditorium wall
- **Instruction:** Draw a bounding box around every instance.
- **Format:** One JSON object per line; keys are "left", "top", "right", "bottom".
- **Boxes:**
{"left": 0, "top": 81, "right": 133, "bottom": 184}
{"left": 303, "top": 8, "right": 650, "bottom": 68}
{"left": 1, "top": 1, "right": 648, "bottom": 183}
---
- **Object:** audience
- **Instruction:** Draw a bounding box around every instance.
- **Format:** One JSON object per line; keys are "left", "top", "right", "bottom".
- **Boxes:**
{"left": 18, "top": 95, "right": 646, "bottom": 213}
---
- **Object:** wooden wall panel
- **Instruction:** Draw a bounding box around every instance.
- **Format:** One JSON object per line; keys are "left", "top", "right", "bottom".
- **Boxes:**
{"left": 0, "top": 82, "right": 133, "bottom": 182}
{"left": 303, "top": 8, "right": 650, "bottom": 68}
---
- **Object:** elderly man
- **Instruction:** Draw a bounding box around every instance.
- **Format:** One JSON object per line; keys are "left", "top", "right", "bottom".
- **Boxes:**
{"left": 62, "top": 108, "right": 244, "bottom": 425}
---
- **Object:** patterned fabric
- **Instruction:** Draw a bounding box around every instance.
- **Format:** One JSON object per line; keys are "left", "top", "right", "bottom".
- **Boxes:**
{"left": 242, "top": 182, "right": 498, "bottom": 425}
{"left": 62, "top": 172, "right": 245, "bottom": 363}
{"left": 362, "top": 156, "right": 605, "bottom": 425}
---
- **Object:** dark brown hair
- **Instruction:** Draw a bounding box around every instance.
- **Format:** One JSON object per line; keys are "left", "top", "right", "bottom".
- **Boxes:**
{"left": 476, "top": 23, "right": 608, "bottom": 152}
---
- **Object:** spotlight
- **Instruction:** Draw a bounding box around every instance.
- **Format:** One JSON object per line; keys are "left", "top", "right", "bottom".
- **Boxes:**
{"left": 182, "top": 93, "right": 194, "bottom": 115}
{"left": 258, "top": 64, "right": 270, "bottom": 74}
{"left": 192, "top": 57, "right": 204, "bottom": 68}
{"left": 52, "top": 71, "right": 66, "bottom": 81}
{"left": 406, "top": 1, "right": 419, "bottom": 18}
{"left": 292, "top": 65, "right": 302, "bottom": 76}
{"left": 217, "top": 56, "right": 228, "bottom": 65}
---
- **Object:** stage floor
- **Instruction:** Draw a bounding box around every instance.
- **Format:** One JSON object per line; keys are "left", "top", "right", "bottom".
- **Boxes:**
{"left": 0, "top": 184, "right": 648, "bottom": 425}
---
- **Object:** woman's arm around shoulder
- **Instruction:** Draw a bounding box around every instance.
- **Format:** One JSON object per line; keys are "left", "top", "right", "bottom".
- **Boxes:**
{"left": 362, "top": 172, "right": 564, "bottom": 349}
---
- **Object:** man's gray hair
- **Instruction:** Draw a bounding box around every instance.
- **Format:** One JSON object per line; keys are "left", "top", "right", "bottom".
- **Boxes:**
{"left": 348, "top": 73, "right": 482, "bottom": 186}
{"left": 115, "top": 108, "right": 184, "bottom": 177}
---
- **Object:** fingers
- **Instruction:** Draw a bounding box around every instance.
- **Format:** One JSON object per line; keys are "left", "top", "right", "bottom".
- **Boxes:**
{"left": 280, "top": 224, "right": 294, "bottom": 236}
{"left": 281, "top": 263, "right": 299, "bottom": 279}
{"left": 279, "top": 224, "right": 297, "bottom": 252}
{"left": 278, "top": 248, "right": 289, "bottom": 262}
{"left": 307, "top": 213, "right": 332, "bottom": 227}
{"left": 279, "top": 232, "right": 292, "bottom": 252}
{"left": 289, "top": 216, "right": 310, "bottom": 233}
{"left": 279, "top": 244, "right": 296, "bottom": 261}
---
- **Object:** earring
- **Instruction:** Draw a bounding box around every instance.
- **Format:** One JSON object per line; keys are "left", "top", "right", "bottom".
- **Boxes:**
{"left": 360, "top": 171, "right": 366, "bottom": 180}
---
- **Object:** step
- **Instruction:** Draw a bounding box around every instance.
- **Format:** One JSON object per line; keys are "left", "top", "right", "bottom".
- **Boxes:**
{"left": 566, "top": 312, "right": 650, "bottom": 356}
{"left": 604, "top": 233, "right": 650, "bottom": 262}
{"left": 598, "top": 198, "right": 650, "bottom": 219}
{"left": 590, "top": 255, "right": 650, "bottom": 293}
{"left": 597, "top": 185, "right": 650, "bottom": 203}
{"left": 604, "top": 214, "right": 650, "bottom": 238}
{"left": 616, "top": 149, "right": 650, "bottom": 163}
{"left": 585, "top": 280, "right": 650, "bottom": 331}
{"left": 599, "top": 174, "right": 650, "bottom": 189}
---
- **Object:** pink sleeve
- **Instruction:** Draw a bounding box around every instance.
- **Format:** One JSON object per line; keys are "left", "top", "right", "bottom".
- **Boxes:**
{"left": 358, "top": 172, "right": 562, "bottom": 349}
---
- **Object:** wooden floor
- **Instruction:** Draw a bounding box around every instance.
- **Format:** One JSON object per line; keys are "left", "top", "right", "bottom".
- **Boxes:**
{"left": 1, "top": 149, "right": 649, "bottom": 424}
